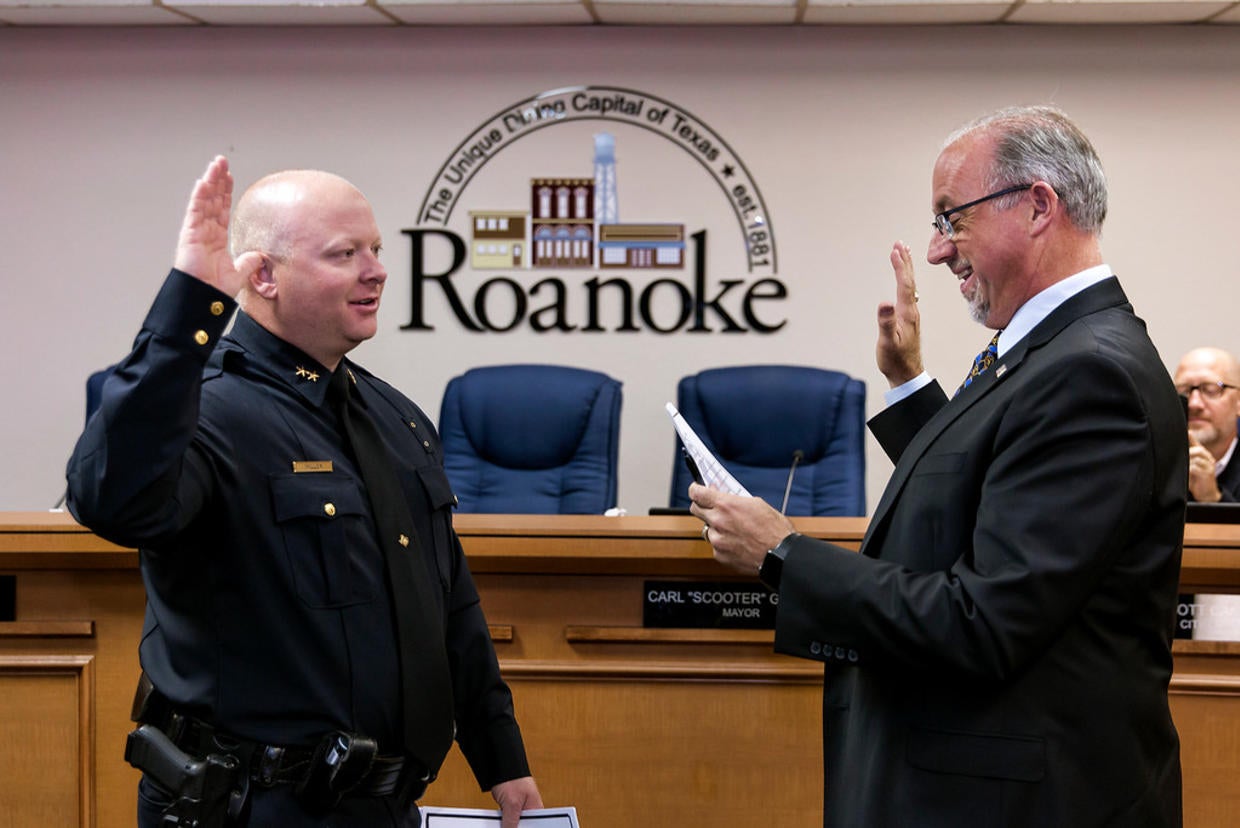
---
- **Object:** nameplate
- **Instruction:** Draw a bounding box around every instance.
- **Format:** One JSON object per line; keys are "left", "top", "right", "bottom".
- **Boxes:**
{"left": 643, "top": 580, "right": 777, "bottom": 629}
{"left": 1177, "top": 592, "right": 1240, "bottom": 640}
{"left": 292, "top": 460, "right": 333, "bottom": 473}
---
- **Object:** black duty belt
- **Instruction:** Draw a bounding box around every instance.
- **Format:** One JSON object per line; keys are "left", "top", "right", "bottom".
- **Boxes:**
{"left": 136, "top": 684, "right": 422, "bottom": 799}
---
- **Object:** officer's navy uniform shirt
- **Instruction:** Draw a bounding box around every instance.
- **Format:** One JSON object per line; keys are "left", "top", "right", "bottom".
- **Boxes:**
{"left": 67, "top": 269, "right": 529, "bottom": 788}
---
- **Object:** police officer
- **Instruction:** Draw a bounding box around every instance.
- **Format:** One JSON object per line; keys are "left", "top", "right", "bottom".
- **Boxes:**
{"left": 67, "top": 157, "right": 542, "bottom": 827}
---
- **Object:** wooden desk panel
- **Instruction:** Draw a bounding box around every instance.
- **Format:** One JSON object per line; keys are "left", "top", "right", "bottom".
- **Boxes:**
{"left": 1, "top": 513, "right": 1238, "bottom": 827}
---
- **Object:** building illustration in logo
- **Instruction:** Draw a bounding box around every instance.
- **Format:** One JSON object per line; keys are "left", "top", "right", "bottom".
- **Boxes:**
{"left": 468, "top": 132, "right": 685, "bottom": 272}
{"left": 598, "top": 224, "right": 685, "bottom": 269}
{"left": 531, "top": 176, "right": 595, "bottom": 268}
{"left": 467, "top": 210, "right": 526, "bottom": 269}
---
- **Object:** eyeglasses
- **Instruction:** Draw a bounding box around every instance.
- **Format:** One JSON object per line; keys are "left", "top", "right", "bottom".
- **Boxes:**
{"left": 933, "top": 184, "right": 1033, "bottom": 239}
{"left": 1176, "top": 382, "right": 1239, "bottom": 401}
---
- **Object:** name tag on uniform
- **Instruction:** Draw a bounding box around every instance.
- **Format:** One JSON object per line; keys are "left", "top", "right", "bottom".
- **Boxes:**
{"left": 292, "top": 460, "right": 334, "bottom": 473}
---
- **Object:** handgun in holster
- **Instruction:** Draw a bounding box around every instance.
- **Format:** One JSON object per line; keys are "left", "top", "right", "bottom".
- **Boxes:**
{"left": 125, "top": 723, "right": 240, "bottom": 828}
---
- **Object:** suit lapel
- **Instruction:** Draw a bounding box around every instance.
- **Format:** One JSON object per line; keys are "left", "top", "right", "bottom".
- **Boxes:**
{"left": 860, "top": 277, "right": 1131, "bottom": 555}
{"left": 861, "top": 368, "right": 1009, "bottom": 553}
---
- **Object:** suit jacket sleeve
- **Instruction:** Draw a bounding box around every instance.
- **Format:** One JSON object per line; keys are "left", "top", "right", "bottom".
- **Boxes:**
{"left": 868, "top": 381, "right": 949, "bottom": 465}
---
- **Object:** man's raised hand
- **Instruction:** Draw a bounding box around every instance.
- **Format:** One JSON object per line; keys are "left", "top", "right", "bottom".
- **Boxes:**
{"left": 173, "top": 156, "right": 252, "bottom": 298}
{"left": 875, "top": 240, "right": 925, "bottom": 387}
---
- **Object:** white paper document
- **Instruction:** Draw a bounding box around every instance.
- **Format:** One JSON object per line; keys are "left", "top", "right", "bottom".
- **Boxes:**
{"left": 666, "top": 402, "right": 750, "bottom": 497}
{"left": 422, "top": 806, "right": 579, "bottom": 827}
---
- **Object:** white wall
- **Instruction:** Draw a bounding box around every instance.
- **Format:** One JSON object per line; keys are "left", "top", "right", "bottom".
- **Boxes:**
{"left": 3, "top": 25, "right": 1239, "bottom": 513}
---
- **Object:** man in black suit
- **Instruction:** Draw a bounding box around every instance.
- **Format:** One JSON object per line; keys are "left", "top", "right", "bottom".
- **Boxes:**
{"left": 1174, "top": 346, "right": 1240, "bottom": 502}
{"left": 690, "top": 106, "right": 1185, "bottom": 827}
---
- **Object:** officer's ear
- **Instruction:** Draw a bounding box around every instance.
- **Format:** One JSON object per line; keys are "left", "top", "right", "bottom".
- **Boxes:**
{"left": 237, "top": 252, "right": 277, "bottom": 299}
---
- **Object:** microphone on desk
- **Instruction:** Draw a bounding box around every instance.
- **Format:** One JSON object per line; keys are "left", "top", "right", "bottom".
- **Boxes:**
{"left": 779, "top": 449, "right": 804, "bottom": 515}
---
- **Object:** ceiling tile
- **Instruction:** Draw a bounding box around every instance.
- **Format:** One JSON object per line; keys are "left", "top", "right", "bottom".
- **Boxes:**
{"left": 1009, "top": 0, "right": 1229, "bottom": 25}
{"left": 804, "top": 0, "right": 1012, "bottom": 25}
{"left": 1209, "top": 3, "right": 1240, "bottom": 22}
{"left": 164, "top": 0, "right": 393, "bottom": 25}
{"left": 379, "top": 0, "right": 594, "bottom": 25}
{"left": 594, "top": 0, "right": 797, "bottom": 25}
{"left": 0, "top": 0, "right": 191, "bottom": 25}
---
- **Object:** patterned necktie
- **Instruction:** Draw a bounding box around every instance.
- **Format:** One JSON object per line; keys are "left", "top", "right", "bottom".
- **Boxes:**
{"left": 329, "top": 367, "right": 455, "bottom": 773}
{"left": 956, "top": 331, "right": 1001, "bottom": 397}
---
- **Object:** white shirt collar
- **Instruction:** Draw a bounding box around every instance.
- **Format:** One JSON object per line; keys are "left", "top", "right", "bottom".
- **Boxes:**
{"left": 996, "top": 264, "right": 1113, "bottom": 358}
{"left": 1217, "top": 437, "right": 1238, "bottom": 477}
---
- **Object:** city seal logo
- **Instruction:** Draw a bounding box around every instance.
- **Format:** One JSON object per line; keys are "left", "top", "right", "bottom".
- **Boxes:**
{"left": 400, "top": 85, "right": 785, "bottom": 335}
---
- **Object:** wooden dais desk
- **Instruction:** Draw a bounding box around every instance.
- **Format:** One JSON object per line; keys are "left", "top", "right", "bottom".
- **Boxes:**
{"left": 1, "top": 513, "right": 1238, "bottom": 827}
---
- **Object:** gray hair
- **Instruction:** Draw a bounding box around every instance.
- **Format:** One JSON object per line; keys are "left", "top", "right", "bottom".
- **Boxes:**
{"left": 947, "top": 105, "right": 1108, "bottom": 235}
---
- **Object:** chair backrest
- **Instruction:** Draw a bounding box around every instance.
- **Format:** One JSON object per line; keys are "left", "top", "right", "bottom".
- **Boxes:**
{"left": 440, "top": 364, "right": 623, "bottom": 514}
{"left": 669, "top": 365, "right": 866, "bottom": 516}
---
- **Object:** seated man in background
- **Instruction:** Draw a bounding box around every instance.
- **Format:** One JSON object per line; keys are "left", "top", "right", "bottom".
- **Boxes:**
{"left": 1174, "top": 346, "right": 1240, "bottom": 503}
{"left": 1173, "top": 347, "right": 1240, "bottom": 643}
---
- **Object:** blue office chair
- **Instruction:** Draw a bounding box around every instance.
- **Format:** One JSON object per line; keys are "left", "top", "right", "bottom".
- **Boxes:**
{"left": 669, "top": 365, "right": 866, "bottom": 516}
{"left": 439, "top": 364, "right": 622, "bottom": 514}
{"left": 55, "top": 364, "right": 118, "bottom": 509}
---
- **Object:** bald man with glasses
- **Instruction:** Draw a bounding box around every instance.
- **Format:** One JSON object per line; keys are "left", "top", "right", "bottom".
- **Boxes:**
{"left": 1174, "top": 346, "right": 1240, "bottom": 503}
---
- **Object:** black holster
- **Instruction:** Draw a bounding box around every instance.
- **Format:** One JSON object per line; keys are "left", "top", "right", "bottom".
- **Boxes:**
{"left": 293, "top": 730, "right": 378, "bottom": 816}
{"left": 127, "top": 674, "right": 249, "bottom": 827}
{"left": 125, "top": 724, "right": 240, "bottom": 828}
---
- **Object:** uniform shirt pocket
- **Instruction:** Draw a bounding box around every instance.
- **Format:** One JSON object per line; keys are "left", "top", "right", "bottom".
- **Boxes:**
{"left": 270, "top": 473, "right": 376, "bottom": 608}
{"left": 414, "top": 465, "right": 458, "bottom": 592}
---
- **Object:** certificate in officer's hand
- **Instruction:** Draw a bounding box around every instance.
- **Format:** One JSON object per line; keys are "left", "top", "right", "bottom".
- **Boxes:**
{"left": 422, "top": 806, "right": 579, "bottom": 827}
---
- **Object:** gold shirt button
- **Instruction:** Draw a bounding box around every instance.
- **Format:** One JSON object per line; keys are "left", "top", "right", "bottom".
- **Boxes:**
{"left": 193, "top": 330, "right": 209, "bottom": 346}
{"left": 323, "top": 503, "right": 337, "bottom": 517}
{"left": 210, "top": 301, "right": 225, "bottom": 316}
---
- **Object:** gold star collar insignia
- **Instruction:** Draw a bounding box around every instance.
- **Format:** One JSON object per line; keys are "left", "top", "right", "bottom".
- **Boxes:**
{"left": 294, "top": 366, "right": 319, "bottom": 382}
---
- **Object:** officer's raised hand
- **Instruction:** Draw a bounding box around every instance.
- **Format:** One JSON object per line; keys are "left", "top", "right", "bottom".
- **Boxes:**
{"left": 173, "top": 155, "right": 260, "bottom": 298}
